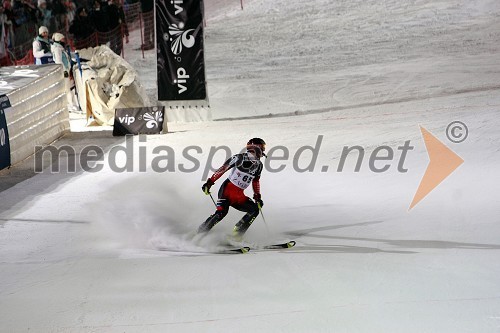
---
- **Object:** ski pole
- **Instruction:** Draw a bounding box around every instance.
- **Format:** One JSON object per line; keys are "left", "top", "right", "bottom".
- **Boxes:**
{"left": 258, "top": 204, "right": 270, "bottom": 234}
{"left": 209, "top": 192, "right": 217, "bottom": 207}
{"left": 203, "top": 182, "right": 217, "bottom": 207}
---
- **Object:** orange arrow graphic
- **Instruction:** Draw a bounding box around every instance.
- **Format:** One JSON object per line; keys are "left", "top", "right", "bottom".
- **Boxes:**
{"left": 409, "top": 126, "right": 464, "bottom": 210}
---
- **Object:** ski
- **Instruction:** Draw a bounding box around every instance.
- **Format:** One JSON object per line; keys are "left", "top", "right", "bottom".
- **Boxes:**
{"left": 224, "top": 246, "right": 251, "bottom": 254}
{"left": 261, "top": 241, "right": 296, "bottom": 249}
{"left": 157, "top": 246, "right": 250, "bottom": 254}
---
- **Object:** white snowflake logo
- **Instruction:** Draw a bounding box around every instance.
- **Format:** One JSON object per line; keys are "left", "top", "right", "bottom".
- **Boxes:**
{"left": 143, "top": 110, "right": 164, "bottom": 129}
{"left": 167, "top": 22, "right": 195, "bottom": 55}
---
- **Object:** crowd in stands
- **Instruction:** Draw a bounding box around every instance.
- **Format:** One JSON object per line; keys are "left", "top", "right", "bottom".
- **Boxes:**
{"left": 0, "top": 0, "right": 153, "bottom": 65}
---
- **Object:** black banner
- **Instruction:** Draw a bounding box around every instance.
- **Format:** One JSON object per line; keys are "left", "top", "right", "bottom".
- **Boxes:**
{"left": 0, "top": 95, "right": 11, "bottom": 170}
{"left": 113, "top": 107, "right": 165, "bottom": 136}
{"left": 157, "top": 0, "right": 207, "bottom": 100}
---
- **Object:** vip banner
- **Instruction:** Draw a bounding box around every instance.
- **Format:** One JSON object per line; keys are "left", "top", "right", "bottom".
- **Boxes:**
{"left": 157, "top": 0, "right": 207, "bottom": 100}
{"left": 113, "top": 106, "right": 165, "bottom": 136}
{"left": 0, "top": 95, "right": 11, "bottom": 170}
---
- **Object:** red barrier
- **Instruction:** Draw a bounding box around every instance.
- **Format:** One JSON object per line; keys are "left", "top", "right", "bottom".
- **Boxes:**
{"left": 142, "top": 11, "right": 154, "bottom": 51}
{"left": 97, "top": 25, "right": 124, "bottom": 56}
{"left": 123, "top": 2, "right": 142, "bottom": 31}
{"left": 15, "top": 50, "right": 34, "bottom": 66}
{"left": 72, "top": 32, "right": 99, "bottom": 51}
{"left": 9, "top": 40, "right": 33, "bottom": 62}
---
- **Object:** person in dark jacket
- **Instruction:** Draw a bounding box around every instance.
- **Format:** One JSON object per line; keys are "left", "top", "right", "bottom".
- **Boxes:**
{"left": 69, "top": 7, "right": 95, "bottom": 43}
{"left": 107, "top": 0, "right": 128, "bottom": 54}
{"left": 108, "top": 0, "right": 126, "bottom": 32}
{"left": 51, "top": 0, "right": 67, "bottom": 30}
{"left": 88, "top": 0, "right": 108, "bottom": 33}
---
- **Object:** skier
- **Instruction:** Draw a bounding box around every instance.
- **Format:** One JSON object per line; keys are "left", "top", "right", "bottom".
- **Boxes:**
{"left": 198, "top": 138, "right": 266, "bottom": 241}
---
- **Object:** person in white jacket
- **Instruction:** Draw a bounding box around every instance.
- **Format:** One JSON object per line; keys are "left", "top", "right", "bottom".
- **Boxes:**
{"left": 51, "top": 32, "right": 70, "bottom": 75}
{"left": 33, "top": 26, "right": 54, "bottom": 65}
{"left": 51, "top": 32, "right": 79, "bottom": 112}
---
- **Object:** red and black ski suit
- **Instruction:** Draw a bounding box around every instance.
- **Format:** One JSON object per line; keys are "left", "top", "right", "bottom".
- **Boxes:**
{"left": 198, "top": 152, "right": 263, "bottom": 235}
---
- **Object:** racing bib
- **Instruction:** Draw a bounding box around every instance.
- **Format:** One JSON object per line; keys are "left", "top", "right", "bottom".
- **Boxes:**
{"left": 228, "top": 169, "right": 254, "bottom": 189}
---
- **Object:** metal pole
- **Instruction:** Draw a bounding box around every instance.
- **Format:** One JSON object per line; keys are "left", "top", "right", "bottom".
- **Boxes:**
{"left": 258, "top": 205, "right": 270, "bottom": 235}
{"left": 209, "top": 193, "right": 217, "bottom": 207}
{"left": 139, "top": 12, "right": 145, "bottom": 59}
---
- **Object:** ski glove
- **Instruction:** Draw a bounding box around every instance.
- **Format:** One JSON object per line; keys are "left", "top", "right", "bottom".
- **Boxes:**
{"left": 202, "top": 179, "right": 214, "bottom": 195}
{"left": 254, "top": 193, "right": 264, "bottom": 208}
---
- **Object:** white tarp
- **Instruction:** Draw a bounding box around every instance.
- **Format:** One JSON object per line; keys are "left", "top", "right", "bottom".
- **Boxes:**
{"left": 74, "top": 45, "right": 151, "bottom": 126}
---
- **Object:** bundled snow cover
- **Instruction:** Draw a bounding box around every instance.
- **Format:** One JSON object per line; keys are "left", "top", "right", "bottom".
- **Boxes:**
{"left": 0, "top": 64, "right": 69, "bottom": 165}
{"left": 74, "top": 45, "right": 151, "bottom": 126}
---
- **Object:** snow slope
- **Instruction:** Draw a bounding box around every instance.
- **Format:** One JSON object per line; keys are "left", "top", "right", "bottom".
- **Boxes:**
{"left": 1, "top": 0, "right": 500, "bottom": 332}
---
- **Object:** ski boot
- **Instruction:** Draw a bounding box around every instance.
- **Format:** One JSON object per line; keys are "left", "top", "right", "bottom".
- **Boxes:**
{"left": 197, "top": 212, "right": 223, "bottom": 234}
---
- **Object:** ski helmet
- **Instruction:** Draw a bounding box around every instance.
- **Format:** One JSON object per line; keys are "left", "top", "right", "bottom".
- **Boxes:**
{"left": 247, "top": 138, "right": 266, "bottom": 158}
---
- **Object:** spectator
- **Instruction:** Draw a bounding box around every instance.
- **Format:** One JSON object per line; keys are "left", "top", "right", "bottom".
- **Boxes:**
{"left": 0, "top": 4, "right": 14, "bottom": 65}
{"left": 63, "top": 0, "right": 76, "bottom": 25}
{"left": 32, "top": 25, "right": 53, "bottom": 64}
{"left": 15, "top": 0, "right": 38, "bottom": 23}
{"left": 0, "top": 0, "right": 15, "bottom": 47}
{"left": 1, "top": 3, "right": 14, "bottom": 43}
{"left": 108, "top": 0, "right": 128, "bottom": 41}
{"left": 107, "top": 0, "right": 127, "bottom": 54}
{"left": 36, "top": 0, "right": 52, "bottom": 29}
{"left": 51, "top": 0, "right": 67, "bottom": 30}
{"left": 12, "top": 0, "right": 39, "bottom": 46}
{"left": 88, "top": 0, "right": 108, "bottom": 33}
{"left": 2, "top": 0, "right": 14, "bottom": 17}
{"left": 69, "top": 7, "right": 94, "bottom": 43}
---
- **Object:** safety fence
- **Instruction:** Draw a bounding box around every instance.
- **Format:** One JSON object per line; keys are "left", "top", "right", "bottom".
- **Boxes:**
{"left": 1, "top": 3, "right": 152, "bottom": 66}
